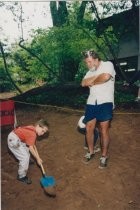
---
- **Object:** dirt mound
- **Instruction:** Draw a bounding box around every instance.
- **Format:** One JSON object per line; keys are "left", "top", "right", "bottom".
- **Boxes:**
{"left": 1, "top": 105, "right": 140, "bottom": 210}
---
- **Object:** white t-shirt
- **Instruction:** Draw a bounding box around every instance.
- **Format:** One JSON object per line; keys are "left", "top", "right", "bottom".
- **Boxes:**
{"left": 84, "top": 61, "right": 116, "bottom": 105}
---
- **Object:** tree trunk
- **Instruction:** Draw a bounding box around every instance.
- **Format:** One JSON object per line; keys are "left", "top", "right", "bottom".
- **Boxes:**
{"left": 50, "top": 1, "right": 68, "bottom": 26}
{"left": 49, "top": 1, "right": 88, "bottom": 82}
{"left": 77, "top": 1, "right": 88, "bottom": 25}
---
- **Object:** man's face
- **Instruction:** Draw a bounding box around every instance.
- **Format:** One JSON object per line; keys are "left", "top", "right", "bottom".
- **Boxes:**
{"left": 84, "top": 56, "right": 99, "bottom": 70}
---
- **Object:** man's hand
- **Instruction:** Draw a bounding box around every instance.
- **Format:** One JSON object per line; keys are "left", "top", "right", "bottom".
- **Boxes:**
{"left": 81, "top": 76, "right": 97, "bottom": 87}
{"left": 93, "top": 73, "right": 112, "bottom": 85}
{"left": 81, "top": 73, "right": 112, "bottom": 87}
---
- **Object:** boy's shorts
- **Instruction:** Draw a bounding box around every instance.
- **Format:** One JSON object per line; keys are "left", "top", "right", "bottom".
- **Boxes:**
{"left": 83, "top": 102, "right": 113, "bottom": 123}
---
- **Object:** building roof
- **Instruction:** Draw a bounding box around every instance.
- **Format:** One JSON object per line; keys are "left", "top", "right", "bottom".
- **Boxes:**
{"left": 97, "top": 6, "right": 139, "bottom": 59}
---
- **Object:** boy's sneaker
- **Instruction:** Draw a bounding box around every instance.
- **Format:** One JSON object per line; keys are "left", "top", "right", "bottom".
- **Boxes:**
{"left": 99, "top": 156, "right": 108, "bottom": 169}
{"left": 29, "top": 159, "right": 35, "bottom": 165}
{"left": 17, "top": 176, "right": 32, "bottom": 184}
{"left": 82, "top": 152, "right": 95, "bottom": 164}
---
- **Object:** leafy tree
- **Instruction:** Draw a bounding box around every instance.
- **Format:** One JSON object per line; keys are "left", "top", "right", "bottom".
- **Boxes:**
{"left": 0, "top": 57, "right": 13, "bottom": 92}
{"left": 1, "top": 1, "right": 138, "bottom": 87}
{"left": 49, "top": 1, "right": 138, "bottom": 83}
{"left": 0, "top": 42, "right": 22, "bottom": 93}
{"left": 22, "top": 26, "right": 94, "bottom": 83}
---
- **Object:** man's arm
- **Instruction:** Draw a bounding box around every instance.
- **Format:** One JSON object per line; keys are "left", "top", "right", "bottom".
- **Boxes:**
{"left": 81, "top": 73, "right": 112, "bottom": 87}
{"left": 93, "top": 73, "right": 112, "bottom": 85}
{"left": 81, "top": 76, "right": 98, "bottom": 87}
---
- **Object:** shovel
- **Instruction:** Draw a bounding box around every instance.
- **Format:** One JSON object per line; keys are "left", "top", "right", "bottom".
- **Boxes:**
{"left": 34, "top": 146, "right": 56, "bottom": 197}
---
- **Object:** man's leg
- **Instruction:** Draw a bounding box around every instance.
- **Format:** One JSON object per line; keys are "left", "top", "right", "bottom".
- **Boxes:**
{"left": 86, "top": 119, "right": 96, "bottom": 154}
{"left": 84, "top": 127, "right": 100, "bottom": 153}
{"left": 99, "top": 120, "right": 110, "bottom": 168}
{"left": 82, "top": 119, "right": 97, "bottom": 163}
{"left": 99, "top": 120, "right": 110, "bottom": 157}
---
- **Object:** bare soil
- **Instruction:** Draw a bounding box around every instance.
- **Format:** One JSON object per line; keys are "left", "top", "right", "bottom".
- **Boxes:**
{"left": 1, "top": 104, "right": 140, "bottom": 210}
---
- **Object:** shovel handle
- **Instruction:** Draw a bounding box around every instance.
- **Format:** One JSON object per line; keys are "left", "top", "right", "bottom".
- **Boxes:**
{"left": 33, "top": 145, "right": 46, "bottom": 176}
{"left": 40, "top": 163, "right": 46, "bottom": 176}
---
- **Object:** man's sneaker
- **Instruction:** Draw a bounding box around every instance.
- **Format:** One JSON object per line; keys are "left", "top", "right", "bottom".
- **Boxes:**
{"left": 84, "top": 145, "right": 101, "bottom": 153}
{"left": 99, "top": 156, "right": 108, "bottom": 169}
{"left": 83, "top": 146, "right": 88, "bottom": 150}
{"left": 82, "top": 152, "right": 95, "bottom": 164}
{"left": 94, "top": 146, "right": 101, "bottom": 153}
{"left": 17, "top": 176, "right": 32, "bottom": 184}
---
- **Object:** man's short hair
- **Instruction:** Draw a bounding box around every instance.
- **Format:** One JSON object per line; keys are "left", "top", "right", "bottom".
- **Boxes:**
{"left": 82, "top": 50, "right": 101, "bottom": 60}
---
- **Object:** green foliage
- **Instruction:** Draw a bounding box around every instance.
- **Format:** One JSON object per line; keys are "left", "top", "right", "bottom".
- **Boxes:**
{"left": 22, "top": 25, "right": 98, "bottom": 84}
{"left": 7, "top": 1, "right": 128, "bottom": 85}
{"left": 75, "top": 61, "right": 88, "bottom": 83}
{"left": 1, "top": 0, "right": 137, "bottom": 95}
{"left": 115, "top": 91, "right": 135, "bottom": 104}
{"left": 24, "top": 87, "right": 88, "bottom": 108}
{"left": 19, "top": 84, "right": 136, "bottom": 109}
{"left": 0, "top": 58, "right": 14, "bottom": 92}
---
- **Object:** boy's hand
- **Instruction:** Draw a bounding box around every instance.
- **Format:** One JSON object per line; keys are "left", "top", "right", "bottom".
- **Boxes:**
{"left": 37, "top": 157, "right": 43, "bottom": 166}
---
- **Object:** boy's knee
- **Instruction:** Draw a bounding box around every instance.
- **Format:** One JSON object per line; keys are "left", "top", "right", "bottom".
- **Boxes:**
{"left": 25, "top": 156, "right": 30, "bottom": 164}
{"left": 20, "top": 156, "right": 30, "bottom": 167}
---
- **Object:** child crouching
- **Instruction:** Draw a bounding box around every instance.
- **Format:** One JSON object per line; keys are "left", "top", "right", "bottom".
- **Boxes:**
{"left": 7, "top": 119, "right": 49, "bottom": 184}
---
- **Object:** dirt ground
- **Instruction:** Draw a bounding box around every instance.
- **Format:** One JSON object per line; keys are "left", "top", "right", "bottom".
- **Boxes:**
{"left": 1, "top": 104, "right": 140, "bottom": 210}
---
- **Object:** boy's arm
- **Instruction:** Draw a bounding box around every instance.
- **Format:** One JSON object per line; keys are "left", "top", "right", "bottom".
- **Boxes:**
{"left": 29, "top": 145, "right": 42, "bottom": 166}
{"left": 33, "top": 145, "right": 41, "bottom": 159}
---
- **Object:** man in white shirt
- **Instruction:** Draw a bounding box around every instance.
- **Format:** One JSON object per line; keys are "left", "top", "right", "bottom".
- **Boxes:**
{"left": 81, "top": 50, "right": 116, "bottom": 168}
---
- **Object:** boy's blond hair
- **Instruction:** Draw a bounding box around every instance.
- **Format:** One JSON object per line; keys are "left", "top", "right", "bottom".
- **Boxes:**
{"left": 35, "top": 119, "right": 49, "bottom": 128}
